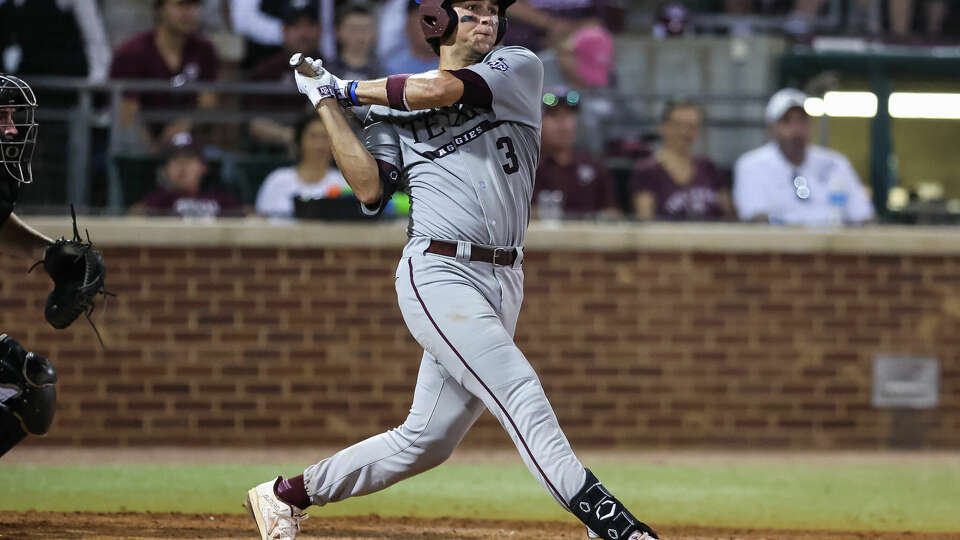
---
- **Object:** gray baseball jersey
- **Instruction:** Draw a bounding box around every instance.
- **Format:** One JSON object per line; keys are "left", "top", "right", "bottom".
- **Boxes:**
{"left": 301, "top": 46, "right": 605, "bottom": 535}
{"left": 361, "top": 46, "right": 542, "bottom": 248}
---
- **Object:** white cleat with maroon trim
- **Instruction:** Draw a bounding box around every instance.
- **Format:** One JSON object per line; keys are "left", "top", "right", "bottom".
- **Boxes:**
{"left": 244, "top": 476, "right": 308, "bottom": 540}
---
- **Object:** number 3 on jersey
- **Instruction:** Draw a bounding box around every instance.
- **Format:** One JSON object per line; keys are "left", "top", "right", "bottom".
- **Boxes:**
{"left": 497, "top": 136, "right": 519, "bottom": 174}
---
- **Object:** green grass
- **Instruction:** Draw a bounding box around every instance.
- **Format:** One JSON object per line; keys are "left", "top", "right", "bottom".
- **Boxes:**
{"left": 1, "top": 462, "right": 958, "bottom": 532}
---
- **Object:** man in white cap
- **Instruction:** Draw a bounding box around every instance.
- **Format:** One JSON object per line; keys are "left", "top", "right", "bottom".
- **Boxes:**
{"left": 733, "top": 88, "right": 875, "bottom": 226}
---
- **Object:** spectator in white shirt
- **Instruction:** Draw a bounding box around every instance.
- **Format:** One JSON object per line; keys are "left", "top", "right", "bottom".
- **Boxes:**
{"left": 733, "top": 88, "right": 875, "bottom": 226}
{"left": 255, "top": 114, "right": 348, "bottom": 218}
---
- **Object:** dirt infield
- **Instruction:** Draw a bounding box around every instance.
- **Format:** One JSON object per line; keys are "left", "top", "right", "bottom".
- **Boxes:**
{"left": 1, "top": 511, "right": 955, "bottom": 540}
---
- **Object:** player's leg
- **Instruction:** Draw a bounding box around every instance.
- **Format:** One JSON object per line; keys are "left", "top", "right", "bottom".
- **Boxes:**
{"left": 398, "top": 256, "right": 584, "bottom": 502}
{"left": 300, "top": 350, "right": 484, "bottom": 505}
{"left": 496, "top": 264, "right": 657, "bottom": 539}
{"left": 397, "top": 256, "right": 657, "bottom": 540}
{"left": 244, "top": 350, "right": 484, "bottom": 539}
{"left": 0, "top": 407, "right": 28, "bottom": 458}
{"left": 0, "top": 334, "right": 57, "bottom": 460}
{"left": 1, "top": 333, "right": 27, "bottom": 457}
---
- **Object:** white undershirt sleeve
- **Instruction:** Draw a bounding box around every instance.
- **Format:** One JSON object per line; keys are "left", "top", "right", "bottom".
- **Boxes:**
{"left": 73, "top": 0, "right": 111, "bottom": 82}
{"left": 230, "top": 0, "right": 283, "bottom": 45}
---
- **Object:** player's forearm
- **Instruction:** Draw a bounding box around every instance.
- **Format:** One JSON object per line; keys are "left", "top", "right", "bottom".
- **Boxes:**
{"left": 0, "top": 213, "right": 54, "bottom": 259}
{"left": 315, "top": 101, "right": 382, "bottom": 204}
{"left": 353, "top": 71, "right": 464, "bottom": 111}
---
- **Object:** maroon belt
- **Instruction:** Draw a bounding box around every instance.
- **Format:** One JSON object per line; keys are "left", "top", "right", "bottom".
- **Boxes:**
{"left": 426, "top": 240, "right": 518, "bottom": 266}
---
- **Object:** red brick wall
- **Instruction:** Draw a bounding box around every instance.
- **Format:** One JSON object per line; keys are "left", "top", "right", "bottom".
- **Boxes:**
{"left": 3, "top": 246, "right": 958, "bottom": 448}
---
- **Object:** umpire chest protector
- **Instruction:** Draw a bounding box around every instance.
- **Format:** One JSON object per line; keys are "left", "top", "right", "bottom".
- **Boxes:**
{"left": 0, "top": 176, "right": 19, "bottom": 227}
{"left": 419, "top": 0, "right": 515, "bottom": 51}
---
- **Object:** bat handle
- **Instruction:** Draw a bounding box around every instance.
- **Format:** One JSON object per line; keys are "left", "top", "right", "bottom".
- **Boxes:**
{"left": 288, "top": 53, "right": 318, "bottom": 77}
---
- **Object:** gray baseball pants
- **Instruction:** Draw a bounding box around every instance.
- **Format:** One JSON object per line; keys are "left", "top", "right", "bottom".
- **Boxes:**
{"left": 303, "top": 237, "right": 587, "bottom": 510}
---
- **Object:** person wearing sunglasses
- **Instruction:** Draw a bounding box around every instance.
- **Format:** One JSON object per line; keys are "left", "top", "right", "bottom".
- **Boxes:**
{"left": 533, "top": 87, "right": 620, "bottom": 221}
{"left": 733, "top": 88, "right": 874, "bottom": 226}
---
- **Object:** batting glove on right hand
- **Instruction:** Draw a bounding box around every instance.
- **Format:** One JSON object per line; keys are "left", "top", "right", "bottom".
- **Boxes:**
{"left": 294, "top": 57, "right": 353, "bottom": 109}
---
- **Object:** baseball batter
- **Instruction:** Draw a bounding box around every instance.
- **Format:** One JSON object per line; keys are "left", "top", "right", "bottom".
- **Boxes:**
{"left": 244, "top": 2, "right": 658, "bottom": 539}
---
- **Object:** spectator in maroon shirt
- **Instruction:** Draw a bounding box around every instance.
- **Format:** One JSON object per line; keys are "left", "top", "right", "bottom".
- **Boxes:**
{"left": 246, "top": 0, "right": 322, "bottom": 147}
{"left": 131, "top": 132, "right": 243, "bottom": 218}
{"left": 533, "top": 87, "right": 620, "bottom": 221}
{"left": 109, "top": 0, "right": 219, "bottom": 150}
{"left": 631, "top": 100, "right": 732, "bottom": 221}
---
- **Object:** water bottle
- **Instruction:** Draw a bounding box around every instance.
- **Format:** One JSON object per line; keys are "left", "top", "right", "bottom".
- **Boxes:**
{"left": 537, "top": 190, "right": 564, "bottom": 224}
{"left": 826, "top": 174, "right": 848, "bottom": 227}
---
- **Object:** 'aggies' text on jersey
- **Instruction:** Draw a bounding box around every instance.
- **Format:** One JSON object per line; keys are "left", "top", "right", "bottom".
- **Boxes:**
{"left": 362, "top": 47, "right": 544, "bottom": 248}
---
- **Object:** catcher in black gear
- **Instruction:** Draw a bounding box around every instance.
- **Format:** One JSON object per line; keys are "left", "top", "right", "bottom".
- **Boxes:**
{"left": 0, "top": 73, "right": 108, "bottom": 458}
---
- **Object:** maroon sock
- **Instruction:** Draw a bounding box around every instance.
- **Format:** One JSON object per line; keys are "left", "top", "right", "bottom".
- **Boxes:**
{"left": 274, "top": 475, "right": 310, "bottom": 510}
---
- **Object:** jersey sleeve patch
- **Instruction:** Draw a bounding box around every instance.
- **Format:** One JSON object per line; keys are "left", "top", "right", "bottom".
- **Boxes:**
{"left": 465, "top": 47, "right": 544, "bottom": 128}
{"left": 485, "top": 57, "right": 510, "bottom": 72}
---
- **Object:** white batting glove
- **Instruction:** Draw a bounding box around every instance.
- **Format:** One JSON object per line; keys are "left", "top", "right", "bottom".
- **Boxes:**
{"left": 294, "top": 57, "right": 354, "bottom": 108}
{"left": 293, "top": 57, "right": 333, "bottom": 107}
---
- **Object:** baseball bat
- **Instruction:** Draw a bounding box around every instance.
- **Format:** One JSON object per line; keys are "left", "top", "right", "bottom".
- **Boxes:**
{"left": 288, "top": 53, "right": 318, "bottom": 77}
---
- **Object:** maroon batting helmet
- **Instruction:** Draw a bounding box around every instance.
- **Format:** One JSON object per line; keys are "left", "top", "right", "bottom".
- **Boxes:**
{"left": 419, "top": 0, "right": 515, "bottom": 55}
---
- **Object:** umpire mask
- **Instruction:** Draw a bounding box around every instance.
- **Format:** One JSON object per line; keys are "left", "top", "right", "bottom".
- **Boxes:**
{"left": 0, "top": 74, "right": 39, "bottom": 184}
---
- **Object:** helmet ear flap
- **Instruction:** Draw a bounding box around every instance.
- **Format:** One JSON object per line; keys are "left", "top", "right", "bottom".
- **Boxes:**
{"left": 419, "top": 0, "right": 458, "bottom": 55}
{"left": 495, "top": 0, "right": 515, "bottom": 45}
{"left": 495, "top": 13, "right": 509, "bottom": 45}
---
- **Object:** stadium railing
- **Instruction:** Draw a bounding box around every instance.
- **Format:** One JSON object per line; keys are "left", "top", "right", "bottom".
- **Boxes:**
{"left": 22, "top": 76, "right": 773, "bottom": 216}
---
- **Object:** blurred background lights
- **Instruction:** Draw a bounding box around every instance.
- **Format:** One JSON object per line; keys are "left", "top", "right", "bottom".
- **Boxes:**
{"left": 804, "top": 92, "right": 960, "bottom": 120}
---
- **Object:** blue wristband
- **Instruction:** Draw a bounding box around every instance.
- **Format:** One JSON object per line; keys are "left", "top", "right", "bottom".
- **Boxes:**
{"left": 349, "top": 81, "right": 360, "bottom": 106}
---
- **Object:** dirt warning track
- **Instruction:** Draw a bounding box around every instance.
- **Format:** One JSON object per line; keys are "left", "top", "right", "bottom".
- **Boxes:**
{"left": 0, "top": 511, "right": 955, "bottom": 540}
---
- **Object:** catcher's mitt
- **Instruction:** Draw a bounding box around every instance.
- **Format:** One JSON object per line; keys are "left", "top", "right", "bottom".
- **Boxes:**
{"left": 29, "top": 206, "right": 111, "bottom": 344}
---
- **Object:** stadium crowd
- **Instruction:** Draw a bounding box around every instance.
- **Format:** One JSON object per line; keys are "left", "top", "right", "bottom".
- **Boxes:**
{"left": 0, "top": 0, "right": 955, "bottom": 222}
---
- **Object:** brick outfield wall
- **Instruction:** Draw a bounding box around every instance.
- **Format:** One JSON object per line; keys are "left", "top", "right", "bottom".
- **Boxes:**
{"left": 2, "top": 246, "right": 958, "bottom": 449}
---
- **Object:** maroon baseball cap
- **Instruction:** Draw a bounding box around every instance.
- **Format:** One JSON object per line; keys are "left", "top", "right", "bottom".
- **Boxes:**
{"left": 283, "top": 0, "right": 320, "bottom": 24}
{"left": 165, "top": 132, "right": 204, "bottom": 162}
